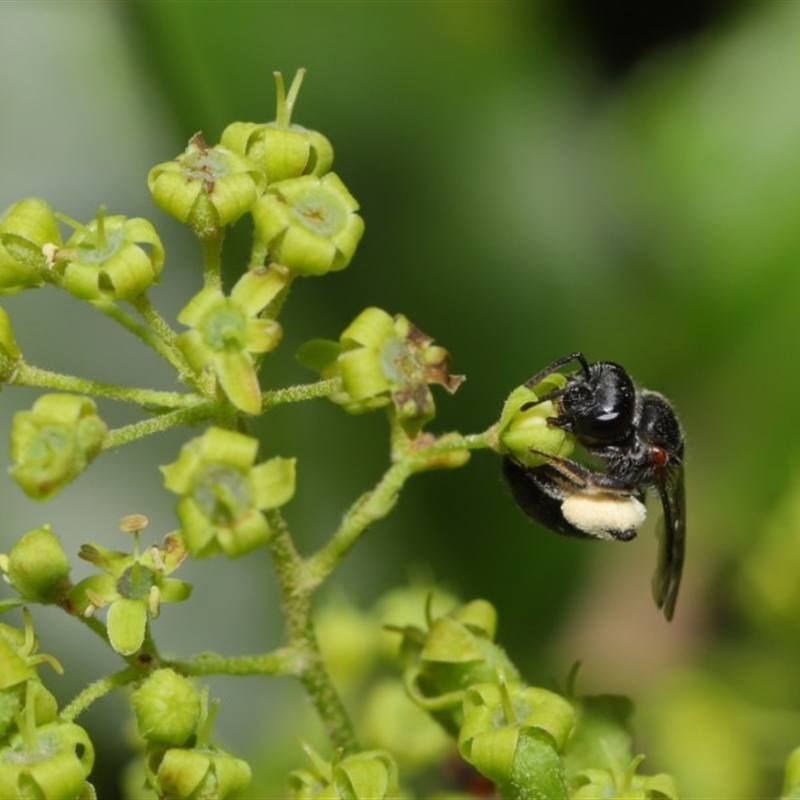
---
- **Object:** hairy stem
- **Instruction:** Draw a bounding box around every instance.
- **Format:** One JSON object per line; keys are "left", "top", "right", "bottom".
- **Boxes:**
{"left": 266, "top": 509, "right": 359, "bottom": 753}
{"left": 13, "top": 363, "right": 201, "bottom": 409}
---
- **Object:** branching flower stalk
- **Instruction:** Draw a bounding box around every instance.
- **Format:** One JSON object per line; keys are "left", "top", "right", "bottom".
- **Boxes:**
{"left": 0, "top": 69, "right": 693, "bottom": 800}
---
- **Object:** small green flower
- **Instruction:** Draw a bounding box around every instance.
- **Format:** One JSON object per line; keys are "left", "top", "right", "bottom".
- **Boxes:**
{"left": 53, "top": 206, "right": 164, "bottom": 301}
{"left": 253, "top": 172, "right": 364, "bottom": 276}
{"left": 0, "top": 197, "right": 62, "bottom": 294}
{"left": 458, "top": 681, "right": 576, "bottom": 800}
{"left": 69, "top": 520, "right": 192, "bottom": 656}
{"left": 132, "top": 669, "right": 202, "bottom": 747}
{"left": 399, "top": 599, "right": 519, "bottom": 736}
{"left": 0, "top": 721, "right": 95, "bottom": 800}
{"left": 497, "top": 378, "right": 575, "bottom": 467}
{"left": 161, "top": 427, "right": 296, "bottom": 558}
{"left": 288, "top": 741, "right": 399, "bottom": 800}
{"left": 10, "top": 394, "right": 107, "bottom": 500}
{"left": 221, "top": 70, "right": 334, "bottom": 184}
{"left": 0, "top": 525, "right": 71, "bottom": 604}
{"left": 148, "top": 132, "right": 265, "bottom": 240}
{"left": 299, "top": 307, "right": 464, "bottom": 435}
{"left": 176, "top": 265, "right": 288, "bottom": 414}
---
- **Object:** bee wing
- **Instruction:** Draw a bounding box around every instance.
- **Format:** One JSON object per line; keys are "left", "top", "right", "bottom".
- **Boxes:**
{"left": 652, "top": 462, "right": 686, "bottom": 621}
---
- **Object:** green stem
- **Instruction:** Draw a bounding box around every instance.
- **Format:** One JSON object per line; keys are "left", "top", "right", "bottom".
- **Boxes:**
{"left": 173, "top": 647, "right": 297, "bottom": 677}
{"left": 266, "top": 509, "right": 359, "bottom": 753}
{"left": 201, "top": 232, "right": 224, "bottom": 292}
{"left": 261, "top": 377, "right": 341, "bottom": 410}
{"left": 60, "top": 667, "right": 140, "bottom": 722}
{"left": 12, "top": 363, "right": 201, "bottom": 409}
{"left": 102, "top": 403, "right": 216, "bottom": 450}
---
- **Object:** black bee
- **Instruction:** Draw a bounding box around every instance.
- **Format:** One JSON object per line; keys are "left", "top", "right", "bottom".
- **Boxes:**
{"left": 502, "top": 352, "right": 685, "bottom": 620}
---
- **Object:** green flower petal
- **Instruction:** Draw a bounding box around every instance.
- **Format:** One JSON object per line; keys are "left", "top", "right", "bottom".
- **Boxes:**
{"left": 198, "top": 427, "right": 258, "bottom": 468}
{"left": 177, "top": 285, "right": 225, "bottom": 327}
{"left": 159, "top": 578, "right": 193, "bottom": 603}
{"left": 249, "top": 457, "right": 296, "bottom": 510}
{"left": 340, "top": 307, "right": 395, "bottom": 348}
{"left": 230, "top": 264, "right": 290, "bottom": 316}
{"left": 339, "top": 348, "right": 391, "bottom": 400}
{"left": 215, "top": 509, "right": 271, "bottom": 557}
{"left": 213, "top": 350, "right": 261, "bottom": 414}
{"left": 107, "top": 597, "right": 147, "bottom": 655}
{"left": 176, "top": 496, "right": 219, "bottom": 557}
{"left": 175, "top": 329, "right": 213, "bottom": 372}
{"left": 245, "top": 318, "right": 282, "bottom": 353}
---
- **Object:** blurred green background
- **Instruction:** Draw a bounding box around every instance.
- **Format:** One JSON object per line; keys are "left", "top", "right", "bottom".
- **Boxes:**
{"left": 4, "top": 1, "right": 800, "bottom": 797}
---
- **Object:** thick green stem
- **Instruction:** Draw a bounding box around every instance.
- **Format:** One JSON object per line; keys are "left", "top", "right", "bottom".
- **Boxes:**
{"left": 266, "top": 509, "right": 359, "bottom": 753}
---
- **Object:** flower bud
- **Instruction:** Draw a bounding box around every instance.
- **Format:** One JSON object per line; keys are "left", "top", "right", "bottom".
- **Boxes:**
{"left": 55, "top": 208, "right": 164, "bottom": 301}
{"left": 132, "top": 669, "right": 201, "bottom": 747}
{"left": 148, "top": 133, "right": 265, "bottom": 240}
{"left": 161, "top": 427, "right": 296, "bottom": 558}
{"left": 0, "top": 525, "right": 71, "bottom": 603}
{"left": 0, "top": 197, "right": 61, "bottom": 294}
{"left": 253, "top": 173, "right": 364, "bottom": 276}
{"left": 497, "top": 382, "right": 575, "bottom": 467}
{"left": 10, "top": 394, "right": 107, "bottom": 500}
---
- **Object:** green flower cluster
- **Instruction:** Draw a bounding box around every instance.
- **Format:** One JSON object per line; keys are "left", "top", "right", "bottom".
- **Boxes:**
{"left": 397, "top": 598, "right": 679, "bottom": 799}
{"left": 149, "top": 69, "right": 364, "bottom": 274}
{"left": 0, "top": 614, "right": 96, "bottom": 799}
